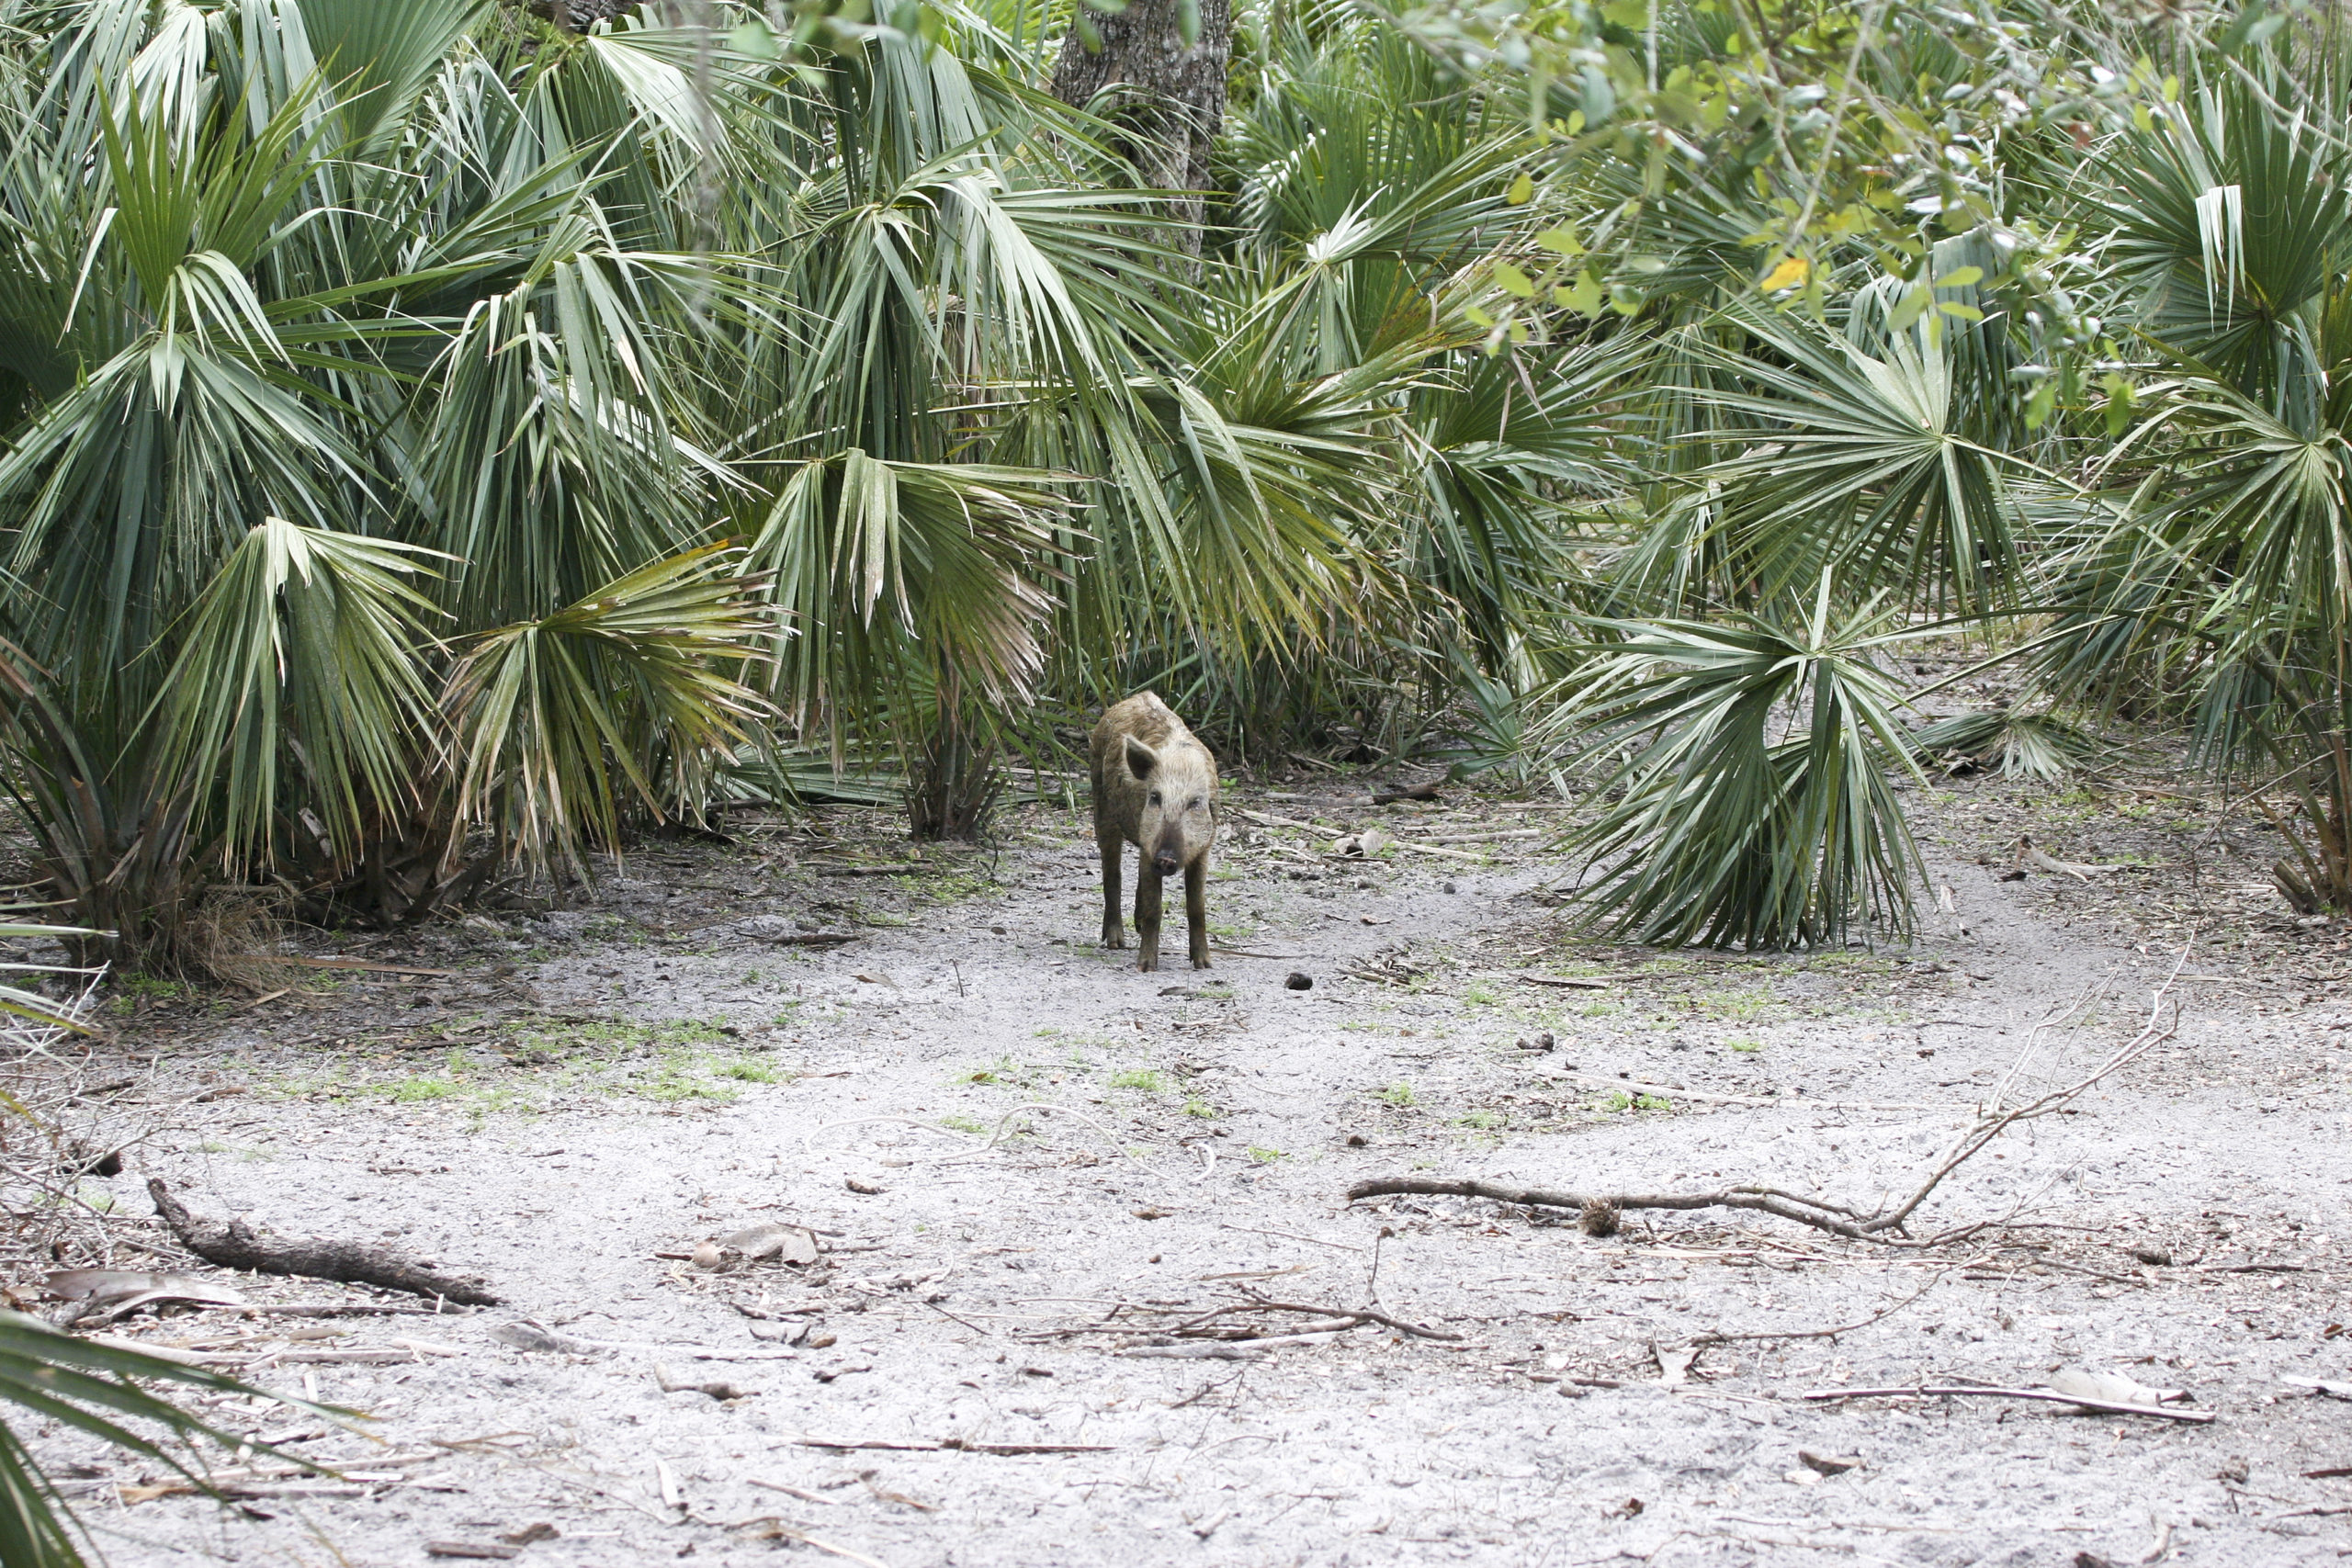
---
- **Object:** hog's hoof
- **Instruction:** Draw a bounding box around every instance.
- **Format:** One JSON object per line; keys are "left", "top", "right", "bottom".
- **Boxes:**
{"left": 1136, "top": 955, "right": 1160, "bottom": 973}
{"left": 1191, "top": 955, "right": 1213, "bottom": 970}
{"left": 1101, "top": 931, "right": 1126, "bottom": 950}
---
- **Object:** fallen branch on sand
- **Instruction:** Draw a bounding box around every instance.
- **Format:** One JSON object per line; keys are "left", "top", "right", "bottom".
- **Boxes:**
{"left": 1348, "top": 953, "right": 2184, "bottom": 1247}
{"left": 726, "top": 1520, "right": 892, "bottom": 1568}
{"left": 1020, "top": 1288, "right": 1461, "bottom": 1357}
{"left": 1692, "top": 1270, "right": 1947, "bottom": 1346}
{"left": 1801, "top": 1384, "right": 2213, "bottom": 1423}
{"left": 1228, "top": 1292, "right": 1461, "bottom": 1341}
{"left": 148, "top": 1179, "right": 501, "bottom": 1305}
{"left": 790, "top": 1437, "right": 1114, "bottom": 1455}
{"left": 233, "top": 955, "right": 455, "bottom": 977}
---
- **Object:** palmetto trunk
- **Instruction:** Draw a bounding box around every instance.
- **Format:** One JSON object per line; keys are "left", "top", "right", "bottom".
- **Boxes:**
{"left": 1052, "top": 0, "right": 1232, "bottom": 252}
{"left": 906, "top": 706, "right": 1004, "bottom": 842}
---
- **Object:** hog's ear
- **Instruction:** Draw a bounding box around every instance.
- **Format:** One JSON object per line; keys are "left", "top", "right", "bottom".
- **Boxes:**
{"left": 1124, "top": 736, "right": 1159, "bottom": 781}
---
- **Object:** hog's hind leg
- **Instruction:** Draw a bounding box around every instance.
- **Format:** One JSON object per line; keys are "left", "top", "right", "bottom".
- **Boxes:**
{"left": 1099, "top": 834, "right": 1125, "bottom": 949}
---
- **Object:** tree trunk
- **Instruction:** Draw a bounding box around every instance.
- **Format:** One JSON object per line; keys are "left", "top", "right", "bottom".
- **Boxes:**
{"left": 1051, "top": 0, "right": 1231, "bottom": 253}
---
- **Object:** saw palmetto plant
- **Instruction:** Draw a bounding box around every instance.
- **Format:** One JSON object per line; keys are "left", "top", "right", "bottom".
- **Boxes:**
{"left": 0, "top": 0, "right": 2349, "bottom": 964}
{"left": 0, "top": 1308, "right": 323, "bottom": 1568}
{"left": 0, "top": 0, "right": 797, "bottom": 955}
{"left": 1535, "top": 579, "right": 1927, "bottom": 949}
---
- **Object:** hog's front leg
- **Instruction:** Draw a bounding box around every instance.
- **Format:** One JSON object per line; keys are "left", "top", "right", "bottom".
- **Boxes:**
{"left": 1134, "top": 864, "right": 1164, "bottom": 972}
{"left": 1185, "top": 856, "right": 1211, "bottom": 969}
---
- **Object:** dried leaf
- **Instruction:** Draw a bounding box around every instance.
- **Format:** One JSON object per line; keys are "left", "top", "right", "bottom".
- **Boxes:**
{"left": 716, "top": 1224, "right": 821, "bottom": 1266}
{"left": 2049, "top": 1368, "right": 2184, "bottom": 1409}
{"left": 45, "top": 1269, "right": 245, "bottom": 1314}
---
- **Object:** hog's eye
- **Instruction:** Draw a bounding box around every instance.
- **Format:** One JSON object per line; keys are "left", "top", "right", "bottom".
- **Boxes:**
{"left": 1189, "top": 798, "right": 1204, "bottom": 809}
{"left": 1148, "top": 792, "right": 1161, "bottom": 805}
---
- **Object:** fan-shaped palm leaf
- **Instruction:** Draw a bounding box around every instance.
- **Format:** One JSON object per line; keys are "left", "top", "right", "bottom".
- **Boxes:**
{"left": 1535, "top": 577, "right": 1925, "bottom": 949}
{"left": 446, "top": 545, "right": 778, "bottom": 874}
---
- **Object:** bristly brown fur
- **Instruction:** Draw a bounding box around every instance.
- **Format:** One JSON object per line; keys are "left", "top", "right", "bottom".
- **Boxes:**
{"left": 1089, "top": 693, "right": 1219, "bottom": 972}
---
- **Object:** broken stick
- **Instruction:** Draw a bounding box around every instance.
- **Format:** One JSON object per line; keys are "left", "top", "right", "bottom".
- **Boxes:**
{"left": 1345, "top": 1176, "right": 1907, "bottom": 1243}
{"left": 147, "top": 1180, "right": 500, "bottom": 1306}
{"left": 1802, "top": 1385, "right": 2214, "bottom": 1423}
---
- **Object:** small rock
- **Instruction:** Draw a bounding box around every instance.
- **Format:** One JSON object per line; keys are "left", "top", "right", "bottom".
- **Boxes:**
{"left": 806, "top": 1332, "right": 837, "bottom": 1349}
{"left": 1515, "top": 1032, "right": 1555, "bottom": 1053}
{"left": 1442, "top": 881, "right": 1456, "bottom": 894}
{"left": 1799, "top": 1450, "right": 1860, "bottom": 1476}
{"left": 1344, "top": 1132, "right": 1367, "bottom": 1147}
{"left": 2132, "top": 1245, "right": 2173, "bottom": 1267}
{"left": 1284, "top": 972, "right": 1313, "bottom": 991}
{"left": 846, "top": 1178, "right": 884, "bottom": 1196}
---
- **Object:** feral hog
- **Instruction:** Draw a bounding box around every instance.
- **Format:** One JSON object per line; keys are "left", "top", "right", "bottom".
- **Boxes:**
{"left": 1090, "top": 693, "right": 1218, "bottom": 971}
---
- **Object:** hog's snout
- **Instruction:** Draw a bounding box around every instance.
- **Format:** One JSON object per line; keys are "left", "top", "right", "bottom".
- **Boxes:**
{"left": 1152, "top": 852, "right": 1182, "bottom": 876}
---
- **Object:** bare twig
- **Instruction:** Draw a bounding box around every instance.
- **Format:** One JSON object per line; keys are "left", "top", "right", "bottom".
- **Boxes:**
{"left": 232, "top": 955, "right": 454, "bottom": 977}
{"left": 1235, "top": 1292, "right": 1462, "bottom": 1341}
{"left": 1801, "top": 1385, "right": 2214, "bottom": 1423}
{"left": 725, "top": 1520, "right": 893, "bottom": 1568}
{"left": 1692, "top": 1270, "right": 1948, "bottom": 1346}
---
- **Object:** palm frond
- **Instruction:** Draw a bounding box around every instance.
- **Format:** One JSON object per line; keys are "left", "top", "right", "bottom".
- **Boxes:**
{"left": 445, "top": 546, "right": 777, "bottom": 874}
{"left": 155, "top": 517, "right": 444, "bottom": 870}
{"left": 1909, "top": 707, "right": 2097, "bottom": 780}
{"left": 1535, "top": 578, "right": 1925, "bottom": 949}
{"left": 1691, "top": 305, "right": 2030, "bottom": 615}
{"left": 0, "top": 1307, "right": 331, "bottom": 1568}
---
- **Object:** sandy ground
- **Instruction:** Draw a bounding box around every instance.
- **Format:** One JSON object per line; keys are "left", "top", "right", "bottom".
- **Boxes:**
{"left": 17, "top": 763, "right": 2352, "bottom": 1568}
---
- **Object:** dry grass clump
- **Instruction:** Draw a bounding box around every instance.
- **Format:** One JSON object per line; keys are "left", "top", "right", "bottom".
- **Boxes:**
{"left": 0, "top": 976, "right": 144, "bottom": 1292}
{"left": 179, "top": 894, "right": 297, "bottom": 994}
